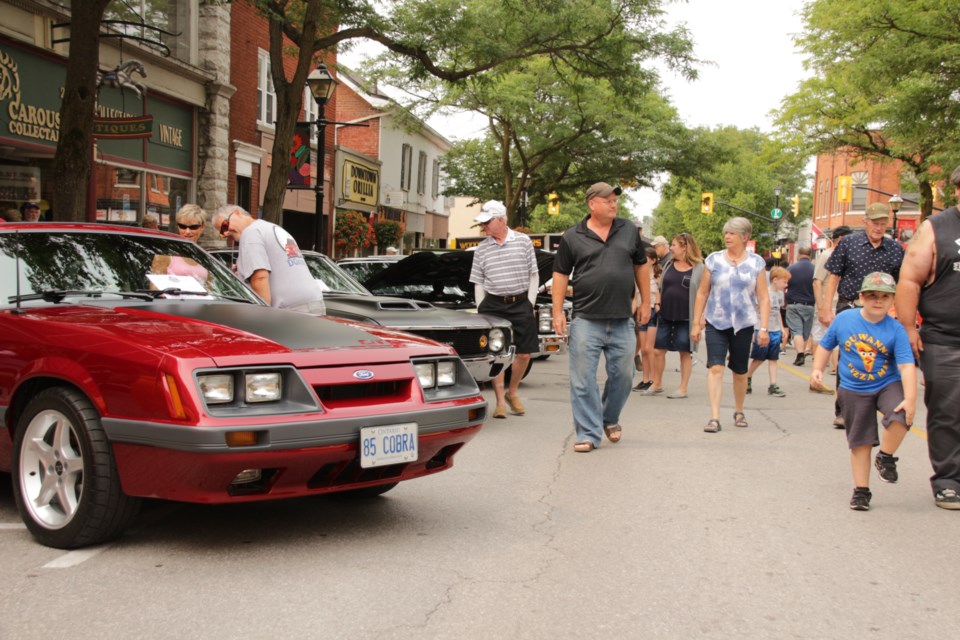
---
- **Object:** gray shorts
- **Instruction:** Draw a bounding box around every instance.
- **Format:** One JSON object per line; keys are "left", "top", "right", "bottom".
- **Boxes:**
{"left": 837, "top": 381, "right": 907, "bottom": 449}
{"left": 785, "top": 304, "right": 814, "bottom": 339}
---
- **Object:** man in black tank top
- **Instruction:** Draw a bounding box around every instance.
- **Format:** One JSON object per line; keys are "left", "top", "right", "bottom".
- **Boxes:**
{"left": 896, "top": 164, "right": 960, "bottom": 510}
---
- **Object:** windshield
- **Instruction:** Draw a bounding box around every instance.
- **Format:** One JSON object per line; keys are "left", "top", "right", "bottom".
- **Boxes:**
{"left": 0, "top": 228, "right": 261, "bottom": 306}
{"left": 302, "top": 253, "right": 370, "bottom": 295}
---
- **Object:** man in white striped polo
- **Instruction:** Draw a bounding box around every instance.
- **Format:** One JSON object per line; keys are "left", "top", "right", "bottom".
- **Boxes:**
{"left": 470, "top": 200, "right": 540, "bottom": 419}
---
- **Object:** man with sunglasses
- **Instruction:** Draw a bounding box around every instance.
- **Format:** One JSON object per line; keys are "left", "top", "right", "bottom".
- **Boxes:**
{"left": 469, "top": 200, "right": 539, "bottom": 419}
{"left": 212, "top": 205, "right": 324, "bottom": 313}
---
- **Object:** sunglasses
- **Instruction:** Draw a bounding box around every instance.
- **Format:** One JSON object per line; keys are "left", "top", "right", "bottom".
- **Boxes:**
{"left": 219, "top": 212, "right": 234, "bottom": 236}
{"left": 178, "top": 223, "right": 203, "bottom": 230}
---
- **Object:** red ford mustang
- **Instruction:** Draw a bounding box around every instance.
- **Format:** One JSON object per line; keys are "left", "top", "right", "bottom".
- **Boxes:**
{"left": 0, "top": 223, "right": 487, "bottom": 548}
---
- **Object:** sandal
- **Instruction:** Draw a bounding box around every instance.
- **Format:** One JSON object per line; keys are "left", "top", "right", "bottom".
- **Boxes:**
{"left": 704, "top": 419, "right": 721, "bottom": 433}
{"left": 603, "top": 424, "right": 622, "bottom": 443}
{"left": 574, "top": 441, "right": 595, "bottom": 453}
{"left": 733, "top": 411, "right": 748, "bottom": 428}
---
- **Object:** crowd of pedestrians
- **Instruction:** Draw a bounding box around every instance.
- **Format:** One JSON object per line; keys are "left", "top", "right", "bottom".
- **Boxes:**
{"left": 545, "top": 172, "right": 960, "bottom": 514}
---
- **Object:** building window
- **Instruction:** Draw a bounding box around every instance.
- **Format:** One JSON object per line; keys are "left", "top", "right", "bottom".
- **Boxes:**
{"left": 851, "top": 171, "right": 868, "bottom": 210}
{"left": 417, "top": 151, "right": 427, "bottom": 195}
{"left": 104, "top": 1, "right": 197, "bottom": 65}
{"left": 257, "top": 50, "right": 276, "bottom": 127}
{"left": 400, "top": 144, "right": 412, "bottom": 191}
{"left": 431, "top": 159, "right": 440, "bottom": 199}
{"left": 236, "top": 175, "right": 251, "bottom": 212}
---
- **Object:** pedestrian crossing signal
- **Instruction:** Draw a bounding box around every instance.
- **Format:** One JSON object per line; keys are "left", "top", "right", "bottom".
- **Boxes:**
{"left": 701, "top": 192, "right": 714, "bottom": 214}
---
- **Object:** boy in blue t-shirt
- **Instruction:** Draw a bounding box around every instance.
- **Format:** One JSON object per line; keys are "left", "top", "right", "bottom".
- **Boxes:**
{"left": 811, "top": 272, "right": 917, "bottom": 511}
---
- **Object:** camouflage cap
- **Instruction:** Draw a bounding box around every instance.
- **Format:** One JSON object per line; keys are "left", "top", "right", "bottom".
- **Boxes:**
{"left": 859, "top": 271, "right": 896, "bottom": 295}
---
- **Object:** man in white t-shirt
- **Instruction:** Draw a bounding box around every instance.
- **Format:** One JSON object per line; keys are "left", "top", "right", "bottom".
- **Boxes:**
{"left": 213, "top": 205, "right": 324, "bottom": 313}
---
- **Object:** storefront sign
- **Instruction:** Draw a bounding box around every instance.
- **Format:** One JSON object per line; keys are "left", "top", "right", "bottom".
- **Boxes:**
{"left": 341, "top": 157, "right": 380, "bottom": 208}
{"left": 93, "top": 115, "right": 154, "bottom": 139}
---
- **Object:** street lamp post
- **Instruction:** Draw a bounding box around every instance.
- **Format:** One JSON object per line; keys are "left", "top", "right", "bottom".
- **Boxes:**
{"left": 306, "top": 64, "right": 339, "bottom": 254}
{"left": 888, "top": 193, "right": 903, "bottom": 241}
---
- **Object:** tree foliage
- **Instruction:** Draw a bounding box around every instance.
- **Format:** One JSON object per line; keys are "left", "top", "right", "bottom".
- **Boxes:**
{"left": 257, "top": 0, "right": 698, "bottom": 236}
{"left": 774, "top": 0, "right": 960, "bottom": 218}
{"left": 650, "top": 127, "right": 808, "bottom": 255}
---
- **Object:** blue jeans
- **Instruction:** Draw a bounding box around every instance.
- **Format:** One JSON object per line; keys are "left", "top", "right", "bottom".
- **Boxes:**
{"left": 567, "top": 317, "right": 636, "bottom": 445}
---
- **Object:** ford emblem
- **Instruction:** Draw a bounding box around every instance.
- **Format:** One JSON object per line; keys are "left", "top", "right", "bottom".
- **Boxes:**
{"left": 353, "top": 370, "right": 375, "bottom": 380}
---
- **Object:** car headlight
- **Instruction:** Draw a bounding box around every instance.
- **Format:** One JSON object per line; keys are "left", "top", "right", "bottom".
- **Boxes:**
{"left": 198, "top": 374, "right": 233, "bottom": 404}
{"left": 246, "top": 372, "right": 282, "bottom": 402}
{"left": 414, "top": 360, "right": 458, "bottom": 389}
{"left": 538, "top": 304, "right": 554, "bottom": 332}
{"left": 488, "top": 328, "right": 505, "bottom": 353}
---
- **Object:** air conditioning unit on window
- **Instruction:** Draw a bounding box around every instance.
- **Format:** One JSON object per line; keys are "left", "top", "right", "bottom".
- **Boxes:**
{"left": 384, "top": 191, "right": 405, "bottom": 206}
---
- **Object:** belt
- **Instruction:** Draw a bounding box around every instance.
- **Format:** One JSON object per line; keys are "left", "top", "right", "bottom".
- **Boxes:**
{"left": 486, "top": 293, "right": 527, "bottom": 304}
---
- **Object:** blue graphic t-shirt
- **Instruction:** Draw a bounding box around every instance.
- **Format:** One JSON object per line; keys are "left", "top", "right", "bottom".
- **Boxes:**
{"left": 820, "top": 308, "right": 913, "bottom": 393}
{"left": 704, "top": 251, "right": 766, "bottom": 332}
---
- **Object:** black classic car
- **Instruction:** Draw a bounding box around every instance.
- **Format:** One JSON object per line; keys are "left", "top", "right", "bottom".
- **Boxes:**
{"left": 210, "top": 249, "right": 515, "bottom": 383}
{"left": 338, "top": 251, "right": 569, "bottom": 360}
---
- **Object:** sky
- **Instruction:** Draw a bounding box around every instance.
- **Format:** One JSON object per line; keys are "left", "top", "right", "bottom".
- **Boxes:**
{"left": 339, "top": 0, "right": 812, "bottom": 218}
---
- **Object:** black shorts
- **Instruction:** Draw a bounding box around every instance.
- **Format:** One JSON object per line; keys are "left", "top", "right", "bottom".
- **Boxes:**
{"left": 705, "top": 323, "right": 754, "bottom": 375}
{"left": 478, "top": 296, "right": 539, "bottom": 355}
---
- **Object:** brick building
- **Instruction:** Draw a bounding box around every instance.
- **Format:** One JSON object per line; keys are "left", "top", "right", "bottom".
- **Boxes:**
{"left": 813, "top": 151, "right": 923, "bottom": 242}
{"left": 334, "top": 69, "right": 452, "bottom": 255}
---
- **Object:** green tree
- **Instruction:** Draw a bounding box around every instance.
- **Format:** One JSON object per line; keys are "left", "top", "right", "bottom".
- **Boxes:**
{"left": 650, "top": 127, "right": 808, "bottom": 255}
{"left": 257, "top": 0, "right": 697, "bottom": 237}
{"left": 775, "top": 0, "right": 960, "bottom": 219}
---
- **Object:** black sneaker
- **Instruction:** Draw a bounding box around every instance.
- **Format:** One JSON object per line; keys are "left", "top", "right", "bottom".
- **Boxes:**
{"left": 850, "top": 488, "right": 872, "bottom": 511}
{"left": 934, "top": 488, "right": 960, "bottom": 510}
{"left": 792, "top": 354, "right": 805, "bottom": 366}
{"left": 768, "top": 383, "right": 785, "bottom": 397}
{"left": 875, "top": 453, "right": 899, "bottom": 483}
{"left": 632, "top": 380, "right": 652, "bottom": 392}
{"left": 746, "top": 377, "right": 752, "bottom": 394}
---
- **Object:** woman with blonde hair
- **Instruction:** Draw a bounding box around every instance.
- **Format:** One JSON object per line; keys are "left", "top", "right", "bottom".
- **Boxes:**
{"left": 175, "top": 204, "right": 207, "bottom": 244}
{"left": 639, "top": 232, "right": 705, "bottom": 398}
{"left": 691, "top": 217, "right": 770, "bottom": 432}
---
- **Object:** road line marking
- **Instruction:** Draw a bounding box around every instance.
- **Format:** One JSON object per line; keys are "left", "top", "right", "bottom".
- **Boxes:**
{"left": 0, "top": 523, "right": 27, "bottom": 530}
{"left": 43, "top": 546, "right": 108, "bottom": 569}
{"left": 778, "top": 362, "right": 928, "bottom": 439}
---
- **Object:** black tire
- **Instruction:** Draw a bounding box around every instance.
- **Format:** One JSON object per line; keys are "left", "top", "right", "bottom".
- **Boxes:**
{"left": 502, "top": 357, "right": 533, "bottom": 385}
{"left": 12, "top": 387, "right": 141, "bottom": 549}
{"left": 335, "top": 482, "right": 399, "bottom": 499}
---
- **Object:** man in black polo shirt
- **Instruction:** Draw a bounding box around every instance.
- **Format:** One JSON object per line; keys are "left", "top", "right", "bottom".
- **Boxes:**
{"left": 552, "top": 182, "right": 650, "bottom": 452}
{"left": 785, "top": 246, "right": 816, "bottom": 366}
{"left": 896, "top": 164, "right": 960, "bottom": 510}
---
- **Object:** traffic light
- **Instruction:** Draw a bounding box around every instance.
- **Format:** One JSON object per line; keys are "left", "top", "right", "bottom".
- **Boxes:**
{"left": 547, "top": 192, "right": 560, "bottom": 216}
{"left": 791, "top": 195, "right": 800, "bottom": 217}
{"left": 700, "top": 192, "right": 714, "bottom": 214}
{"left": 837, "top": 176, "right": 852, "bottom": 203}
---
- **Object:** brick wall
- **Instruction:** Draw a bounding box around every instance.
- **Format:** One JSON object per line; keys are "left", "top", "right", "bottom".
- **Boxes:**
{"left": 335, "top": 82, "right": 381, "bottom": 158}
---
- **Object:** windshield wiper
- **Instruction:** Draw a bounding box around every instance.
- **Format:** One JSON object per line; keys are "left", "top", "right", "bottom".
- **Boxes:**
{"left": 136, "top": 288, "right": 256, "bottom": 304}
{"left": 8, "top": 289, "right": 154, "bottom": 304}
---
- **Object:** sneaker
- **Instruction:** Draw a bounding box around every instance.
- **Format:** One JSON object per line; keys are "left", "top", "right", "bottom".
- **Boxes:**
{"left": 746, "top": 377, "right": 752, "bottom": 394}
{"left": 632, "top": 380, "right": 652, "bottom": 392}
{"left": 850, "top": 488, "right": 872, "bottom": 511}
{"left": 640, "top": 386, "right": 664, "bottom": 396}
{"left": 768, "top": 384, "right": 785, "bottom": 397}
{"left": 634, "top": 354, "right": 642, "bottom": 371}
{"left": 832, "top": 415, "right": 845, "bottom": 429}
{"left": 934, "top": 488, "right": 960, "bottom": 510}
{"left": 874, "top": 453, "right": 899, "bottom": 483}
{"left": 792, "top": 354, "right": 805, "bottom": 366}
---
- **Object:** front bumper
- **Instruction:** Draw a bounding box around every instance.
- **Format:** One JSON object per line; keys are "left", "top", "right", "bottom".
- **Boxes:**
{"left": 462, "top": 346, "right": 515, "bottom": 382}
{"left": 535, "top": 333, "right": 567, "bottom": 358}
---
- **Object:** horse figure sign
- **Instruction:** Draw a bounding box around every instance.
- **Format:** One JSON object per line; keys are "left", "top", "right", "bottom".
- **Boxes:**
{"left": 97, "top": 60, "right": 147, "bottom": 98}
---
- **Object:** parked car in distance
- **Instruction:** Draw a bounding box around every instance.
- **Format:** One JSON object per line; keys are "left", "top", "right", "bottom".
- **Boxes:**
{"left": 210, "top": 249, "right": 515, "bottom": 383}
{"left": 0, "top": 223, "right": 487, "bottom": 549}
{"left": 339, "top": 251, "right": 569, "bottom": 360}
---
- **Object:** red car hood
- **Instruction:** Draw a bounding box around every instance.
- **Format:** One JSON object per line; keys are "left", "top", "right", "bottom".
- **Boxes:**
{"left": 18, "top": 301, "right": 448, "bottom": 367}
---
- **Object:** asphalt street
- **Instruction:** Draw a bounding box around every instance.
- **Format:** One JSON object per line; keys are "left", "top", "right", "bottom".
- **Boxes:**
{"left": 0, "top": 348, "right": 956, "bottom": 639}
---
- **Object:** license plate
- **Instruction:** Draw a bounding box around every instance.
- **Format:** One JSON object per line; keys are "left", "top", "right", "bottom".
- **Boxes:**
{"left": 359, "top": 423, "right": 419, "bottom": 468}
